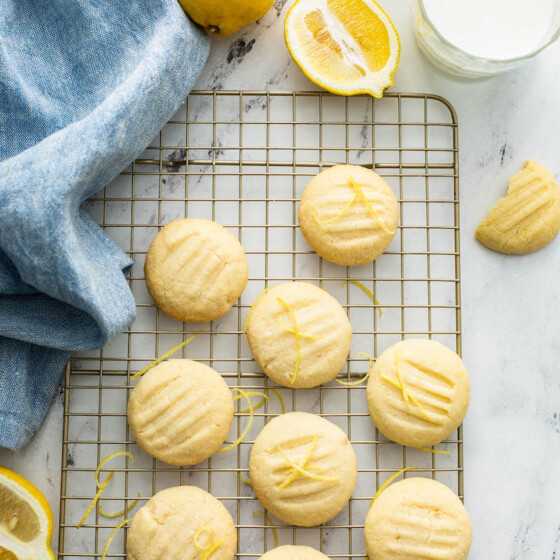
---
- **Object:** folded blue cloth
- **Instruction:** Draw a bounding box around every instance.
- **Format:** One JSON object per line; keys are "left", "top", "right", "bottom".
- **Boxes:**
{"left": 0, "top": 0, "right": 210, "bottom": 450}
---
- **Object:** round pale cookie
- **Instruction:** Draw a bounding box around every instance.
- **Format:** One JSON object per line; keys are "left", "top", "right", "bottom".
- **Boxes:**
{"left": 246, "top": 282, "right": 352, "bottom": 388}
{"left": 298, "top": 164, "right": 399, "bottom": 266}
{"left": 365, "top": 478, "right": 472, "bottom": 560}
{"left": 260, "top": 546, "right": 330, "bottom": 560}
{"left": 127, "top": 359, "right": 234, "bottom": 466}
{"left": 249, "top": 412, "right": 357, "bottom": 527}
{"left": 127, "top": 486, "right": 236, "bottom": 560}
{"left": 145, "top": 218, "right": 248, "bottom": 322}
{"left": 367, "top": 339, "right": 470, "bottom": 448}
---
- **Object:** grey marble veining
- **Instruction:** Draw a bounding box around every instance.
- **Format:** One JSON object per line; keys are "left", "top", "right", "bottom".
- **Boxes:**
{"left": 1, "top": 1, "right": 560, "bottom": 559}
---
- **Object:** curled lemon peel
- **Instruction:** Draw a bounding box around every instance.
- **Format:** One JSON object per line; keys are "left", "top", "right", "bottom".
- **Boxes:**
{"left": 313, "top": 193, "right": 359, "bottom": 224}
{"left": 370, "top": 467, "right": 418, "bottom": 507}
{"left": 336, "top": 351, "right": 373, "bottom": 386}
{"left": 276, "top": 319, "right": 324, "bottom": 340}
{"left": 95, "top": 451, "right": 135, "bottom": 489}
{"left": 194, "top": 526, "right": 216, "bottom": 549}
{"left": 200, "top": 539, "right": 227, "bottom": 560}
{"left": 101, "top": 518, "right": 131, "bottom": 560}
{"left": 347, "top": 176, "right": 396, "bottom": 235}
{"left": 132, "top": 332, "right": 201, "bottom": 380}
{"left": 381, "top": 353, "right": 433, "bottom": 421}
{"left": 418, "top": 447, "right": 452, "bottom": 455}
{"left": 253, "top": 511, "right": 279, "bottom": 548}
{"left": 239, "top": 475, "right": 252, "bottom": 486}
{"left": 77, "top": 472, "right": 114, "bottom": 528}
{"left": 268, "top": 388, "right": 285, "bottom": 414}
{"left": 277, "top": 437, "right": 340, "bottom": 489}
{"left": 276, "top": 297, "right": 323, "bottom": 385}
{"left": 234, "top": 390, "right": 268, "bottom": 414}
{"left": 344, "top": 280, "right": 382, "bottom": 317}
{"left": 99, "top": 492, "right": 139, "bottom": 518}
{"left": 243, "top": 286, "right": 275, "bottom": 341}
{"left": 217, "top": 388, "right": 254, "bottom": 453}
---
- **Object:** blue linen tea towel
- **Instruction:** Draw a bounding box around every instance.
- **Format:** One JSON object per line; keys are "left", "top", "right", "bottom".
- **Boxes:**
{"left": 0, "top": 0, "right": 210, "bottom": 450}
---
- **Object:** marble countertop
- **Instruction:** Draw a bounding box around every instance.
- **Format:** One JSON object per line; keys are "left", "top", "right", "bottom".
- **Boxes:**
{"left": 2, "top": 2, "right": 560, "bottom": 558}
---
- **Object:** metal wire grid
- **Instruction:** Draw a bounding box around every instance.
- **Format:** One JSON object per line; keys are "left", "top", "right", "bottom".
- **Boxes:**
{"left": 58, "top": 90, "right": 461, "bottom": 559}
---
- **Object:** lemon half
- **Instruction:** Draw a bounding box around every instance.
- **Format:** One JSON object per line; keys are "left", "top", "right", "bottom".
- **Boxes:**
{"left": 285, "top": 0, "right": 400, "bottom": 97}
{"left": 0, "top": 467, "right": 54, "bottom": 560}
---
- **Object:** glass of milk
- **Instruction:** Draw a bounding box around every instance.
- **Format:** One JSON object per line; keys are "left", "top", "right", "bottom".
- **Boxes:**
{"left": 413, "top": 0, "right": 560, "bottom": 78}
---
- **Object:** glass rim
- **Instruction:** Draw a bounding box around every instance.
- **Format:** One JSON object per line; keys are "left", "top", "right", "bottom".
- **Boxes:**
{"left": 416, "top": 0, "right": 560, "bottom": 64}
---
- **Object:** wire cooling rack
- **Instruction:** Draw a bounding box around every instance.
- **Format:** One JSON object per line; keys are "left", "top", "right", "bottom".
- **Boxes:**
{"left": 58, "top": 90, "right": 461, "bottom": 559}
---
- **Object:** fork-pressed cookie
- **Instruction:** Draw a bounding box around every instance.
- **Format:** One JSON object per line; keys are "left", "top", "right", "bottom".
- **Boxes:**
{"left": 298, "top": 164, "right": 399, "bottom": 266}
{"left": 366, "top": 339, "right": 470, "bottom": 448}
{"left": 127, "top": 359, "right": 234, "bottom": 466}
{"left": 245, "top": 282, "right": 352, "bottom": 388}
{"left": 475, "top": 160, "right": 560, "bottom": 254}
{"left": 260, "top": 546, "right": 331, "bottom": 560}
{"left": 127, "top": 486, "right": 236, "bottom": 560}
{"left": 249, "top": 412, "right": 357, "bottom": 527}
{"left": 364, "top": 478, "right": 472, "bottom": 560}
{"left": 145, "top": 218, "right": 248, "bottom": 322}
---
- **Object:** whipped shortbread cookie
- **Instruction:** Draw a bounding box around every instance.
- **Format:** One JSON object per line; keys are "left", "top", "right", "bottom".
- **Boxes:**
{"left": 127, "top": 486, "right": 236, "bottom": 560}
{"left": 249, "top": 412, "right": 357, "bottom": 527}
{"left": 365, "top": 478, "right": 472, "bottom": 560}
{"left": 475, "top": 159, "right": 560, "bottom": 254}
{"left": 260, "top": 546, "right": 331, "bottom": 560}
{"left": 298, "top": 164, "right": 399, "bottom": 266}
{"left": 246, "top": 282, "right": 352, "bottom": 388}
{"left": 127, "top": 359, "right": 234, "bottom": 465}
{"left": 367, "top": 339, "right": 470, "bottom": 448}
{"left": 145, "top": 218, "right": 248, "bottom": 322}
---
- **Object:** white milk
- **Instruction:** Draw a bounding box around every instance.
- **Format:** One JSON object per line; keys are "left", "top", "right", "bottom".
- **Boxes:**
{"left": 422, "top": 0, "right": 556, "bottom": 59}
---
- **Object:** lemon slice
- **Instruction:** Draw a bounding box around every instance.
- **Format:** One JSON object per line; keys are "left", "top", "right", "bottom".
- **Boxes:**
{"left": 0, "top": 467, "right": 54, "bottom": 560}
{"left": 285, "top": 0, "right": 400, "bottom": 97}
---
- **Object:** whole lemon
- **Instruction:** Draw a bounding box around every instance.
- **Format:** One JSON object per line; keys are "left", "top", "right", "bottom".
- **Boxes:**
{"left": 179, "top": 0, "right": 276, "bottom": 37}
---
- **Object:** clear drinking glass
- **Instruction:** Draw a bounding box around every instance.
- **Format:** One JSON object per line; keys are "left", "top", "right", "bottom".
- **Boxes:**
{"left": 413, "top": 0, "right": 560, "bottom": 78}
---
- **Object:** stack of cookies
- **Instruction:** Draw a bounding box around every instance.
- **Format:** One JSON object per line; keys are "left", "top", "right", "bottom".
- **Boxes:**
{"left": 126, "top": 165, "right": 472, "bottom": 560}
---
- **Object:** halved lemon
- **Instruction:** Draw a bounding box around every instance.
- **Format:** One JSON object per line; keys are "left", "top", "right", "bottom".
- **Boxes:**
{"left": 0, "top": 467, "right": 55, "bottom": 560}
{"left": 285, "top": 0, "right": 400, "bottom": 97}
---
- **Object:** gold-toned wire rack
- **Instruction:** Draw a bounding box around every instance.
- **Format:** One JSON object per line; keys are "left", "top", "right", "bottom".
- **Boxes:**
{"left": 58, "top": 90, "right": 461, "bottom": 559}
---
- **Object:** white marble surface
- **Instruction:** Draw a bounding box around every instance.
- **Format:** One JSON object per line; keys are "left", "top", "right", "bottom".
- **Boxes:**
{"left": 2, "top": 1, "right": 560, "bottom": 558}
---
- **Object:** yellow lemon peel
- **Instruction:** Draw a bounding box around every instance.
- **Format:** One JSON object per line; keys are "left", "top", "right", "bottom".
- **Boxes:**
{"left": 336, "top": 351, "right": 373, "bottom": 386}
{"left": 381, "top": 353, "right": 432, "bottom": 421}
{"left": 268, "top": 388, "right": 285, "bottom": 414}
{"left": 344, "top": 280, "right": 382, "bottom": 317}
{"left": 239, "top": 474, "right": 252, "bottom": 486}
{"left": 95, "top": 451, "right": 135, "bottom": 489}
{"left": 277, "top": 436, "right": 340, "bottom": 489}
{"left": 313, "top": 193, "right": 359, "bottom": 224}
{"left": 132, "top": 332, "right": 201, "bottom": 379}
{"left": 99, "top": 493, "right": 139, "bottom": 518}
{"left": 234, "top": 390, "right": 268, "bottom": 414}
{"left": 217, "top": 388, "right": 254, "bottom": 453}
{"left": 370, "top": 467, "right": 418, "bottom": 507}
{"left": 418, "top": 447, "right": 451, "bottom": 455}
{"left": 193, "top": 526, "right": 226, "bottom": 560}
{"left": 276, "top": 296, "right": 323, "bottom": 385}
{"left": 252, "top": 511, "right": 279, "bottom": 548}
{"left": 76, "top": 472, "right": 114, "bottom": 528}
{"left": 101, "top": 518, "right": 131, "bottom": 560}
{"left": 243, "top": 286, "right": 275, "bottom": 340}
{"left": 348, "top": 176, "right": 396, "bottom": 235}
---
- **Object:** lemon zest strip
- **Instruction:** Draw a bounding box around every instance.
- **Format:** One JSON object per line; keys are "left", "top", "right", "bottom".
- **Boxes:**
{"left": 243, "top": 286, "right": 275, "bottom": 340}
{"left": 253, "top": 511, "right": 279, "bottom": 548}
{"left": 418, "top": 447, "right": 452, "bottom": 455}
{"left": 239, "top": 475, "right": 252, "bottom": 486}
{"left": 347, "top": 176, "right": 396, "bottom": 235}
{"left": 277, "top": 436, "right": 318, "bottom": 490}
{"left": 132, "top": 332, "right": 200, "bottom": 379}
{"left": 336, "top": 351, "right": 373, "bottom": 386}
{"left": 313, "top": 193, "right": 358, "bottom": 224}
{"left": 370, "top": 467, "right": 418, "bottom": 507}
{"left": 101, "top": 518, "right": 131, "bottom": 560}
{"left": 276, "top": 319, "right": 324, "bottom": 340}
{"left": 268, "top": 388, "right": 285, "bottom": 414}
{"left": 77, "top": 472, "right": 114, "bottom": 528}
{"left": 95, "top": 451, "right": 135, "bottom": 489}
{"left": 217, "top": 388, "right": 254, "bottom": 453}
{"left": 99, "top": 492, "right": 139, "bottom": 518}
{"left": 234, "top": 390, "right": 268, "bottom": 414}
{"left": 200, "top": 539, "right": 227, "bottom": 560}
{"left": 194, "top": 526, "right": 216, "bottom": 549}
{"left": 344, "top": 280, "right": 382, "bottom": 317}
